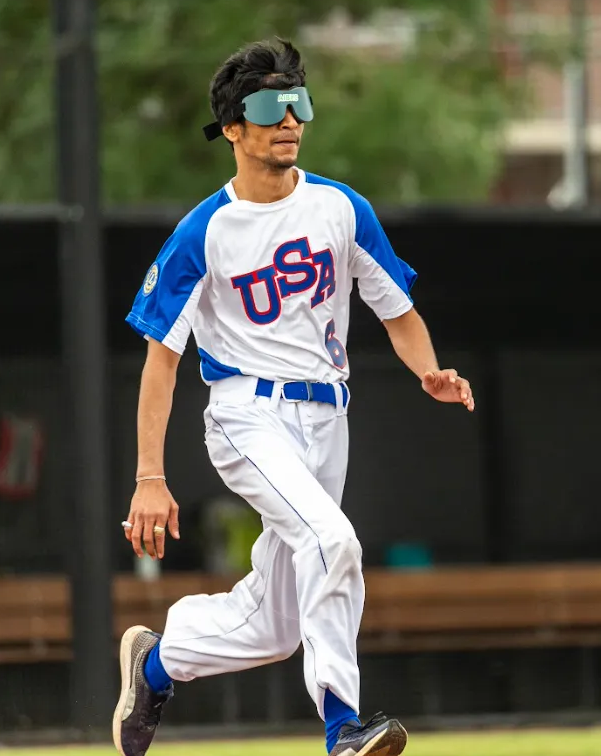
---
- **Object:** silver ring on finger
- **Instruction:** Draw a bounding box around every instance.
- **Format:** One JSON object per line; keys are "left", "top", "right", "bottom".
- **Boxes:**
{"left": 153, "top": 525, "right": 165, "bottom": 534}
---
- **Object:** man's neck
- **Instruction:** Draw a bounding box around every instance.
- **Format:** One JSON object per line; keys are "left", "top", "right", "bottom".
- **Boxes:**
{"left": 232, "top": 164, "right": 298, "bottom": 203}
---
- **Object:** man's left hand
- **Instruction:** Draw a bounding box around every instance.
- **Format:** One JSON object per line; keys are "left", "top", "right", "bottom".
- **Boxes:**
{"left": 422, "top": 369, "right": 475, "bottom": 412}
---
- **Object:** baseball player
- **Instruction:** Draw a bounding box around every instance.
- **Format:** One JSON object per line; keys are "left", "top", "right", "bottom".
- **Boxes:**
{"left": 113, "top": 39, "right": 474, "bottom": 756}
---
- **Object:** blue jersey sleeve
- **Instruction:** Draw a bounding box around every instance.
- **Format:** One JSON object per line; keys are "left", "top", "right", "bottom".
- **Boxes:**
{"left": 126, "top": 188, "right": 231, "bottom": 354}
{"left": 349, "top": 193, "right": 416, "bottom": 321}
{"left": 126, "top": 227, "right": 206, "bottom": 354}
{"left": 304, "top": 173, "right": 416, "bottom": 320}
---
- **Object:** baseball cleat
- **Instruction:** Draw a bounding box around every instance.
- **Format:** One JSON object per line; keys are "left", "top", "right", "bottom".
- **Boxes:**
{"left": 112, "top": 625, "right": 173, "bottom": 756}
{"left": 329, "top": 712, "right": 408, "bottom": 756}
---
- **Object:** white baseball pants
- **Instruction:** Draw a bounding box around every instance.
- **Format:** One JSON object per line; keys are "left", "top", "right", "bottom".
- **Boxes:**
{"left": 159, "top": 376, "right": 365, "bottom": 718}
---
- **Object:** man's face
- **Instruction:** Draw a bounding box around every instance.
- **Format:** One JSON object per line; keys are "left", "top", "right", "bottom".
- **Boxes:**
{"left": 225, "top": 107, "right": 305, "bottom": 171}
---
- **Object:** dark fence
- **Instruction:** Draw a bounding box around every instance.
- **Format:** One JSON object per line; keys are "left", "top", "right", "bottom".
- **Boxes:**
{"left": 2, "top": 206, "right": 601, "bottom": 731}
{"left": 2, "top": 206, "right": 601, "bottom": 572}
{"left": 4, "top": 204, "right": 601, "bottom": 357}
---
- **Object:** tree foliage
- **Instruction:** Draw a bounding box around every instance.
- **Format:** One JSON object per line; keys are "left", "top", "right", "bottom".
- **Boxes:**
{"left": 0, "top": 0, "right": 560, "bottom": 204}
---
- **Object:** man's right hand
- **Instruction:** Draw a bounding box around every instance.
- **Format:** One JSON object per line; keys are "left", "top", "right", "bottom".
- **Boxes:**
{"left": 124, "top": 480, "right": 180, "bottom": 560}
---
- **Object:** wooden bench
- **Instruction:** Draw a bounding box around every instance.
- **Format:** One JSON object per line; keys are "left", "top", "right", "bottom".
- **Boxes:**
{"left": 0, "top": 573, "right": 235, "bottom": 663}
{"left": 361, "top": 564, "right": 601, "bottom": 652}
{"left": 2, "top": 564, "right": 601, "bottom": 664}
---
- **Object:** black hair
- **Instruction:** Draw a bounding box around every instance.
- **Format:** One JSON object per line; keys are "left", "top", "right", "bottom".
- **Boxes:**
{"left": 209, "top": 38, "right": 306, "bottom": 132}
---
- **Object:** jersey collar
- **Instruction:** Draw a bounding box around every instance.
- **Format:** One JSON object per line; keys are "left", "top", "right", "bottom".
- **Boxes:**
{"left": 224, "top": 168, "right": 306, "bottom": 208}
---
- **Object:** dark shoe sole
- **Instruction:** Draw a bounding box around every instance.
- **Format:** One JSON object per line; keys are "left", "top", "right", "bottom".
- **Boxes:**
{"left": 112, "top": 624, "right": 152, "bottom": 756}
{"left": 353, "top": 719, "right": 408, "bottom": 756}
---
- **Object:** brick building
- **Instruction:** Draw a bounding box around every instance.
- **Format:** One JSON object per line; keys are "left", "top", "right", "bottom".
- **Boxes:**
{"left": 304, "top": 1, "right": 601, "bottom": 205}
{"left": 495, "top": 0, "right": 601, "bottom": 204}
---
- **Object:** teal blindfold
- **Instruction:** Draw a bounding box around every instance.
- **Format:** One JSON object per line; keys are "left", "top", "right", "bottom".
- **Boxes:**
{"left": 204, "top": 87, "right": 314, "bottom": 142}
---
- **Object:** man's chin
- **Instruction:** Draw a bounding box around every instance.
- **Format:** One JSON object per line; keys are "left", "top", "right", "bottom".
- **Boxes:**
{"left": 264, "top": 153, "right": 298, "bottom": 171}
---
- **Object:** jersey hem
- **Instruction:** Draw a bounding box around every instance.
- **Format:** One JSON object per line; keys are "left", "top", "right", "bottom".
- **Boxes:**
{"left": 126, "top": 313, "right": 185, "bottom": 353}
{"left": 379, "top": 300, "right": 414, "bottom": 321}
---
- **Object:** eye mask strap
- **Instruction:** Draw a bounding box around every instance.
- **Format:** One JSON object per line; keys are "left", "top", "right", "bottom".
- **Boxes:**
{"left": 203, "top": 103, "right": 247, "bottom": 142}
{"left": 203, "top": 122, "right": 224, "bottom": 141}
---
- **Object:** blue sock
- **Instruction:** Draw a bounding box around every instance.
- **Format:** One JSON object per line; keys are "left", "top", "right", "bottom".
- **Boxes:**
{"left": 324, "top": 689, "right": 361, "bottom": 753}
{"left": 143, "top": 642, "right": 172, "bottom": 693}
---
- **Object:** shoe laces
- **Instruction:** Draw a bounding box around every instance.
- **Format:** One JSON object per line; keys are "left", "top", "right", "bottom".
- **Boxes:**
{"left": 341, "top": 711, "right": 388, "bottom": 736}
{"left": 139, "top": 686, "right": 173, "bottom": 731}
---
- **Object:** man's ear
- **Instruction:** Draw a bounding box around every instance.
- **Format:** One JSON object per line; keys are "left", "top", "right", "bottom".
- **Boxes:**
{"left": 223, "top": 121, "right": 241, "bottom": 144}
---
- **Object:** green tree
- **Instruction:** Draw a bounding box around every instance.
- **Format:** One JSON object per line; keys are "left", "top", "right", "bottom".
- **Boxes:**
{"left": 0, "top": 0, "right": 562, "bottom": 204}
{"left": 0, "top": 0, "right": 53, "bottom": 203}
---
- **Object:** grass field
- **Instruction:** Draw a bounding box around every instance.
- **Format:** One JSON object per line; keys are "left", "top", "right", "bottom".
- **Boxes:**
{"left": 3, "top": 729, "right": 601, "bottom": 756}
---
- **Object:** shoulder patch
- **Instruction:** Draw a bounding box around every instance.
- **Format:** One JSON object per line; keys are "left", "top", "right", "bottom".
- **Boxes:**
{"left": 143, "top": 263, "right": 159, "bottom": 296}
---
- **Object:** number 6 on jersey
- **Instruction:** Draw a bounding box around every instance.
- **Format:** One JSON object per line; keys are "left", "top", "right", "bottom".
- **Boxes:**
{"left": 325, "top": 319, "right": 347, "bottom": 369}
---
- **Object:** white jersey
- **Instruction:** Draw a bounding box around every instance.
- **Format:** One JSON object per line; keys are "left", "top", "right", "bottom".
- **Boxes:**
{"left": 126, "top": 168, "right": 416, "bottom": 383}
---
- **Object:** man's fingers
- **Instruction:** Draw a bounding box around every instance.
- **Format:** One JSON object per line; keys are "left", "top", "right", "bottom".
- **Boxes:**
{"left": 154, "top": 519, "right": 168, "bottom": 560}
{"left": 126, "top": 484, "right": 180, "bottom": 560}
{"left": 457, "top": 378, "right": 475, "bottom": 412}
{"left": 423, "top": 368, "right": 475, "bottom": 411}
{"left": 449, "top": 373, "right": 475, "bottom": 410}
{"left": 123, "top": 511, "right": 135, "bottom": 542}
{"left": 131, "top": 518, "right": 144, "bottom": 558}
{"left": 457, "top": 378, "right": 471, "bottom": 403}
{"left": 168, "top": 502, "right": 180, "bottom": 541}
{"left": 143, "top": 517, "right": 158, "bottom": 559}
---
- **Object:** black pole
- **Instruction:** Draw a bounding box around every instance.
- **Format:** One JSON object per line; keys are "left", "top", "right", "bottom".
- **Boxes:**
{"left": 52, "top": 0, "right": 114, "bottom": 730}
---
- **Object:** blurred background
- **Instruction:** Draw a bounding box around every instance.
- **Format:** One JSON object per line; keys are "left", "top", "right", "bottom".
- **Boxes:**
{"left": 2, "top": 0, "right": 601, "bottom": 749}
